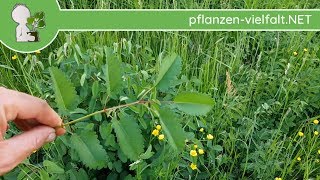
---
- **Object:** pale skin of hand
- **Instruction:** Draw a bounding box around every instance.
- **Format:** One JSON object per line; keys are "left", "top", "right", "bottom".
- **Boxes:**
{"left": 0, "top": 87, "right": 66, "bottom": 175}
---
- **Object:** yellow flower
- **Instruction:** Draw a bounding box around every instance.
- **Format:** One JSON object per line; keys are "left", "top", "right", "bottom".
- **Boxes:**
{"left": 293, "top": 51, "right": 298, "bottom": 56}
{"left": 152, "top": 129, "right": 159, "bottom": 136}
{"left": 190, "top": 150, "right": 198, "bottom": 157}
{"left": 314, "top": 131, "right": 319, "bottom": 136}
{"left": 275, "top": 177, "right": 282, "bottom": 180}
{"left": 318, "top": 149, "right": 320, "bottom": 155}
{"left": 193, "top": 145, "right": 198, "bottom": 149}
{"left": 190, "top": 163, "right": 197, "bottom": 170}
{"left": 156, "top": 125, "right": 162, "bottom": 130}
{"left": 298, "top": 131, "right": 304, "bottom": 137}
{"left": 297, "top": 157, "right": 301, "bottom": 161}
{"left": 207, "top": 134, "right": 214, "bottom": 140}
{"left": 12, "top": 55, "right": 18, "bottom": 60}
{"left": 32, "top": 150, "right": 37, "bottom": 153}
{"left": 158, "top": 134, "right": 165, "bottom": 140}
{"left": 304, "top": 48, "right": 308, "bottom": 52}
{"left": 35, "top": 50, "right": 41, "bottom": 54}
{"left": 199, "top": 128, "right": 204, "bottom": 133}
{"left": 313, "top": 119, "right": 319, "bottom": 125}
{"left": 316, "top": 159, "right": 320, "bottom": 163}
{"left": 198, "top": 149, "right": 205, "bottom": 155}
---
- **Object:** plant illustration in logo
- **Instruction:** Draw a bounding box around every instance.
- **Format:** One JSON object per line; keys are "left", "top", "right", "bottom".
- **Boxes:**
{"left": 27, "top": 12, "right": 46, "bottom": 42}
{"left": 12, "top": 4, "right": 45, "bottom": 42}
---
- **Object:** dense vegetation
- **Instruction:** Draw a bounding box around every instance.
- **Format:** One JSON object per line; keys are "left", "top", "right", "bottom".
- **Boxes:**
{"left": 1, "top": 1, "right": 320, "bottom": 179}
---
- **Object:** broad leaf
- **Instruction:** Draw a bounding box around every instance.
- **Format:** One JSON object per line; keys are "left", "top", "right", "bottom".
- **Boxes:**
{"left": 104, "top": 47, "right": 123, "bottom": 97}
{"left": 159, "top": 108, "right": 186, "bottom": 152}
{"left": 43, "top": 160, "right": 64, "bottom": 174}
{"left": 49, "top": 67, "right": 79, "bottom": 112}
{"left": 70, "top": 131, "right": 108, "bottom": 169}
{"left": 174, "top": 92, "right": 214, "bottom": 115}
{"left": 38, "top": 20, "right": 46, "bottom": 28}
{"left": 112, "top": 114, "right": 144, "bottom": 161}
{"left": 155, "top": 54, "right": 182, "bottom": 91}
{"left": 35, "top": 12, "right": 45, "bottom": 19}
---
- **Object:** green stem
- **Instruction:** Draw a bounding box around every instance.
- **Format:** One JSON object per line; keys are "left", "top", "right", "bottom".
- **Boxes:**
{"left": 61, "top": 100, "right": 146, "bottom": 127}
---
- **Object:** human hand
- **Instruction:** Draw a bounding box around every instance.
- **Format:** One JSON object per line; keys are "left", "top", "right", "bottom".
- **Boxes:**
{"left": 0, "top": 87, "right": 65, "bottom": 175}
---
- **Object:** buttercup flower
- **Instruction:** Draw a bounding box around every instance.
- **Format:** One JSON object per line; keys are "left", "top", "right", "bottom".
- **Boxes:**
{"left": 275, "top": 177, "right": 282, "bottom": 180}
{"left": 190, "top": 163, "right": 197, "bottom": 170}
{"left": 198, "top": 149, "right": 205, "bottom": 155}
{"left": 12, "top": 55, "right": 18, "bottom": 60}
{"left": 35, "top": 50, "right": 41, "bottom": 54}
{"left": 199, "top": 128, "right": 204, "bottom": 133}
{"left": 304, "top": 48, "right": 308, "bottom": 52}
{"left": 158, "top": 134, "right": 165, "bottom": 140}
{"left": 207, "top": 134, "right": 214, "bottom": 140}
{"left": 152, "top": 129, "right": 159, "bottom": 136}
{"left": 318, "top": 149, "right": 320, "bottom": 155}
{"left": 190, "top": 150, "right": 198, "bottom": 157}
{"left": 313, "top": 119, "right": 319, "bottom": 125}
{"left": 293, "top": 51, "right": 298, "bottom": 56}
{"left": 314, "top": 131, "right": 319, "bottom": 136}
{"left": 156, "top": 125, "right": 162, "bottom": 130}
{"left": 298, "top": 131, "right": 304, "bottom": 137}
{"left": 193, "top": 145, "right": 198, "bottom": 149}
{"left": 297, "top": 157, "right": 301, "bottom": 161}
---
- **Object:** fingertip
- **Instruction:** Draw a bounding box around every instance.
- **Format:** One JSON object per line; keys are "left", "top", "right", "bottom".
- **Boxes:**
{"left": 55, "top": 128, "right": 66, "bottom": 136}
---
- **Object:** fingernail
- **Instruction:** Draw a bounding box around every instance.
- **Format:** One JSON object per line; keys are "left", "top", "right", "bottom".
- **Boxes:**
{"left": 46, "top": 132, "right": 56, "bottom": 143}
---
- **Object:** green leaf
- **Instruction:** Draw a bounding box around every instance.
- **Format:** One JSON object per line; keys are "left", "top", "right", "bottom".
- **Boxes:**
{"left": 104, "top": 47, "right": 123, "bottom": 97}
{"left": 70, "top": 131, "right": 108, "bottom": 169}
{"left": 112, "top": 114, "right": 144, "bottom": 161}
{"left": 139, "top": 145, "right": 154, "bottom": 160}
{"left": 155, "top": 54, "right": 182, "bottom": 91}
{"left": 159, "top": 108, "right": 186, "bottom": 152}
{"left": 92, "top": 81, "right": 100, "bottom": 97}
{"left": 27, "top": 17, "right": 34, "bottom": 25}
{"left": 49, "top": 67, "right": 79, "bottom": 112}
{"left": 174, "top": 92, "right": 214, "bottom": 115}
{"left": 67, "top": 168, "right": 88, "bottom": 180}
{"left": 43, "top": 160, "right": 64, "bottom": 174}
{"left": 37, "top": 20, "right": 46, "bottom": 28}
{"left": 35, "top": 12, "right": 45, "bottom": 19}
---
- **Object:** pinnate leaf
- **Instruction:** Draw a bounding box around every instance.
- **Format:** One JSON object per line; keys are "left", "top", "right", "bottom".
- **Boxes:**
{"left": 155, "top": 54, "right": 182, "bottom": 91}
{"left": 112, "top": 114, "right": 145, "bottom": 161}
{"left": 70, "top": 131, "right": 108, "bottom": 169}
{"left": 49, "top": 67, "right": 79, "bottom": 113}
{"left": 174, "top": 92, "right": 214, "bottom": 115}
{"left": 159, "top": 108, "right": 186, "bottom": 152}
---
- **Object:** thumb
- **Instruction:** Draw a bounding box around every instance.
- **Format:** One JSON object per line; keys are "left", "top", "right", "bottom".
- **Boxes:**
{"left": 0, "top": 126, "right": 56, "bottom": 175}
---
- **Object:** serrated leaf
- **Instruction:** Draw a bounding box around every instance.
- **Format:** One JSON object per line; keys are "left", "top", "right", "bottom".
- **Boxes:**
{"left": 159, "top": 108, "right": 186, "bottom": 151}
{"left": 43, "top": 160, "right": 64, "bottom": 174}
{"left": 70, "top": 131, "right": 108, "bottom": 169}
{"left": 49, "top": 67, "right": 79, "bottom": 112}
{"left": 155, "top": 54, "right": 182, "bottom": 91}
{"left": 112, "top": 115, "right": 144, "bottom": 161}
{"left": 174, "top": 92, "right": 214, "bottom": 115}
{"left": 105, "top": 47, "right": 123, "bottom": 97}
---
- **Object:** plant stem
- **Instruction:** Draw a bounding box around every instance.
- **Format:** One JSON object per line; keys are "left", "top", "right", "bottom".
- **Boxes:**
{"left": 60, "top": 100, "right": 146, "bottom": 127}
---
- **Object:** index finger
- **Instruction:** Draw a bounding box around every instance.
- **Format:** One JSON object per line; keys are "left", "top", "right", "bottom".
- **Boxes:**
{"left": 0, "top": 87, "right": 62, "bottom": 128}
